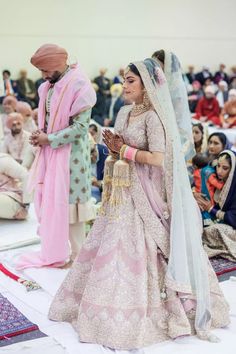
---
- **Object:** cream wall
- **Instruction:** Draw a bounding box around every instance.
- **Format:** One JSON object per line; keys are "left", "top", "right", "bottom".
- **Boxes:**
{"left": 0, "top": 0, "right": 235, "bottom": 80}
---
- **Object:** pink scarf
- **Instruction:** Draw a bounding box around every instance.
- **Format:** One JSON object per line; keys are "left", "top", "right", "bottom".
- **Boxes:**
{"left": 17, "top": 64, "right": 96, "bottom": 269}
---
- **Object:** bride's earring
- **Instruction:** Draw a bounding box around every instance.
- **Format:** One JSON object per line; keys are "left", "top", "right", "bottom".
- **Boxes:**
{"left": 143, "top": 89, "right": 150, "bottom": 107}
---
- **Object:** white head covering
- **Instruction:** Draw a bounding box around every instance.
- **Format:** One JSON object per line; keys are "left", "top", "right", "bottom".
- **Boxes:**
{"left": 229, "top": 88, "right": 236, "bottom": 98}
{"left": 218, "top": 80, "right": 228, "bottom": 88}
{"left": 205, "top": 86, "right": 215, "bottom": 94}
{"left": 158, "top": 51, "right": 195, "bottom": 161}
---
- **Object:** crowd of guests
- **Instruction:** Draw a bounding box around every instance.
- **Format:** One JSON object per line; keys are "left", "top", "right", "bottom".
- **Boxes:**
{"left": 186, "top": 64, "right": 236, "bottom": 128}
{"left": 189, "top": 122, "right": 236, "bottom": 261}
{"left": 1, "top": 63, "right": 236, "bottom": 263}
{"left": 1, "top": 63, "right": 236, "bottom": 129}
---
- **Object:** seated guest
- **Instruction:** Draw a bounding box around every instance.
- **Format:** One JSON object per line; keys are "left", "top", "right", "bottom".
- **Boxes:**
{"left": 90, "top": 136, "right": 109, "bottom": 203}
{"left": 207, "top": 132, "right": 231, "bottom": 165}
{"left": 35, "top": 75, "right": 45, "bottom": 91}
{"left": 198, "top": 150, "right": 236, "bottom": 261}
{"left": 16, "top": 101, "right": 37, "bottom": 133}
{"left": 215, "top": 81, "right": 228, "bottom": 110}
{"left": 94, "top": 68, "right": 111, "bottom": 101}
{"left": 214, "top": 64, "right": 229, "bottom": 85}
{"left": 35, "top": 75, "right": 45, "bottom": 105}
{"left": 103, "top": 84, "right": 124, "bottom": 127}
{"left": 89, "top": 123, "right": 102, "bottom": 144}
{"left": 202, "top": 78, "right": 217, "bottom": 93}
{"left": 17, "top": 69, "right": 37, "bottom": 108}
{"left": 229, "top": 66, "right": 236, "bottom": 89}
{"left": 91, "top": 83, "right": 106, "bottom": 126}
{"left": 22, "top": 143, "right": 37, "bottom": 170}
{"left": 0, "top": 153, "right": 31, "bottom": 220}
{"left": 0, "top": 95, "right": 18, "bottom": 138}
{"left": 113, "top": 68, "right": 124, "bottom": 84}
{"left": 186, "top": 65, "right": 196, "bottom": 84}
{"left": 196, "top": 66, "right": 213, "bottom": 85}
{"left": 0, "top": 70, "right": 18, "bottom": 103}
{"left": 220, "top": 89, "right": 236, "bottom": 128}
{"left": 187, "top": 123, "right": 208, "bottom": 184}
{"left": 32, "top": 108, "right": 39, "bottom": 126}
{"left": 194, "top": 86, "right": 221, "bottom": 126}
{"left": 188, "top": 80, "right": 203, "bottom": 113}
{"left": 1, "top": 113, "right": 30, "bottom": 164}
{"left": 192, "top": 153, "right": 224, "bottom": 226}
{"left": 230, "top": 77, "right": 236, "bottom": 90}
{"left": 192, "top": 123, "right": 208, "bottom": 154}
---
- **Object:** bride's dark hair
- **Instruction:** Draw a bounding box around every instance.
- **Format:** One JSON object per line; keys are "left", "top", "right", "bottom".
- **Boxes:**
{"left": 151, "top": 49, "right": 165, "bottom": 64}
{"left": 127, "top": 63, "right": 143, "bottom": 84}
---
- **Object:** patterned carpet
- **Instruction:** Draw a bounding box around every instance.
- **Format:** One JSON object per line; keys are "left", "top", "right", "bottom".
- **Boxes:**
{"left": 210, "top": 257, "right": 236, "bottom": 276}
{"left": 0, "top": 293, "right": 39, "bottom": 341}
{"left": 0, "top": 329, "right": 47, "bottom": 347}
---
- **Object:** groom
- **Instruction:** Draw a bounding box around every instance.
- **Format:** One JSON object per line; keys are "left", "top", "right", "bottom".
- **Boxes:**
{"left": 17, "top": 44, "right": 96, "bottom": 269}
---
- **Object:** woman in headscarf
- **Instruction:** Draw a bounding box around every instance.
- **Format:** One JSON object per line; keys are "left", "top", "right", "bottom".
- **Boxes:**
{"left": 207, "top": 132, "right": 231, "bottom": 165}
{"left": 193, "top": 132, "right": 231, "bottom": 218}
{"left": 49, "top": 59, "right": 229, "bottom": 350}
{"left": 192, "top": 122, "right": 208, "bottom": 154}
{"left": 186, "top": 123, "right": 208, "bottom": 186}
{"left": 0, "top": 95, "right": 18, "bottom": 138}
{"left": 199, "top": 150, "right": 236, "bottom": 261}
{"left": 152, "top": 49, "right": 195, "bottom": 161}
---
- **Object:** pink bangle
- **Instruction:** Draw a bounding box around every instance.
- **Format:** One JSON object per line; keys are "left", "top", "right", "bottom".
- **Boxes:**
{"left": 123, "top": 146, "right": 138, "bottom": 161}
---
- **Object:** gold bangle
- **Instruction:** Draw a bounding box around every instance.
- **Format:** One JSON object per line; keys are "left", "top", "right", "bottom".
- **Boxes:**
{"left": 120, "top": 144, "right": 127, "bottom": 160}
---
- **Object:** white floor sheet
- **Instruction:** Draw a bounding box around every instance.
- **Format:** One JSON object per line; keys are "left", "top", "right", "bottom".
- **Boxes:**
{"left": 1, "top": 210, "right": 236, "bottom": 354}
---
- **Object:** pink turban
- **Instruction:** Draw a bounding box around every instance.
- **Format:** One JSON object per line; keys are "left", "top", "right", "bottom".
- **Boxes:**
{"left": 30, "top": 44, "right": 68, "bottom": 71}
{"left": 16, "top": 101, "right": 32, "bottom": 119}
{"left": 2, "top": 96, "right": 18, "bottom": 110}
{"left": 6, "top": 112, "right": 24, "bottom": 129}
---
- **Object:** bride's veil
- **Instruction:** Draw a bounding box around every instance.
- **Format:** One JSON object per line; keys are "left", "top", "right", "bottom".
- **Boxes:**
{"left": 134, "top": 58, "right": 211, "bottom": 337}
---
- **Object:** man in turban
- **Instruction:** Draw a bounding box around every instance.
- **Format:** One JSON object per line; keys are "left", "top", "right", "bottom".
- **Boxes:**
{"left": 17, "top": 44, "right": 96, "bottom": 269}
{"left": 103, "top": 83, "right": 124, "bottom": 127}
{"left": 17, "top": 69, "right": 37, "bottom": 108}
{"left": 0, "top": 153, "right": 31, "bottom": 220}
{"left": 0, "top": 95, "right": 18, "bottom": 139}
{"left": 220, "top": 89, "right": 236, "bottom": 128}
{"left": 16, "top": 101, "right": 37, "bottom": 133}
{"left": 194, "top": 86, "right": 221, "bottom": 126}
{"left": 1, "top": 112, "right": 30, "bottom": 164}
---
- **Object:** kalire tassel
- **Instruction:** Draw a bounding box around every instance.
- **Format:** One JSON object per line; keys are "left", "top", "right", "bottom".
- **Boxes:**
{"left": 100, "top": 155, "right": 117, "bottom": 212}
{"left": 109, "top": 159, "right": 130, "bottom": 207}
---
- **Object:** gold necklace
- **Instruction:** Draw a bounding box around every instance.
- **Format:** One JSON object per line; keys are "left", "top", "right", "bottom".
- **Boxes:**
{"left": 130, "top": 92, "right": 152, "bottom": 117}
{"left": 130, "top": 103, "right": 149, "bottom": 117}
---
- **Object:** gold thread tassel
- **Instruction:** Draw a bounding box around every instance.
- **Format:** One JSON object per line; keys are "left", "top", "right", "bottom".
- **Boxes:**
{"left": 109, "top": 159, "right": 130, "bottom": 207}
{"left": 100, "top": 155, "right": 117, "bottom": 212}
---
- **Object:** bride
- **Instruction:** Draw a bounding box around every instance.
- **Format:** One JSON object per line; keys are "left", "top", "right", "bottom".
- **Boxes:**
{"left": 49, "top": 58, "right": 229, "bottom": 350}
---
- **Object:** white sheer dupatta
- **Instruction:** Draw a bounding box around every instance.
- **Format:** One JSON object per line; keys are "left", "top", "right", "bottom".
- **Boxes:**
{"left": 134, "top": 59, "right": 212, "bottom": 339}
{"left": 163, "top": 51, "right": 195, "bottom": 161}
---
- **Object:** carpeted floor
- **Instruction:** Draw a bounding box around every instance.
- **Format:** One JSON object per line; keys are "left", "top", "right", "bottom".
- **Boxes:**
{"left": 0, "top": 293, "right": 39, "bottom": 341}
{"left": 1, "top": 207, "right": 236, "bottom": 353}
{"left": 0, "top": 329, "right": 47, "bottom": 347}
{"left": 210, "top": 256, "right": 236, "bottom": 276}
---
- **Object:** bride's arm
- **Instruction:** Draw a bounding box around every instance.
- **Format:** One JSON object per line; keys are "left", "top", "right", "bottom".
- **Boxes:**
{"left": 120, "top": 144, "right": 164, "bottom": 167}
{"left": 135, "top": 150, "right": 164, "bottom": 167}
